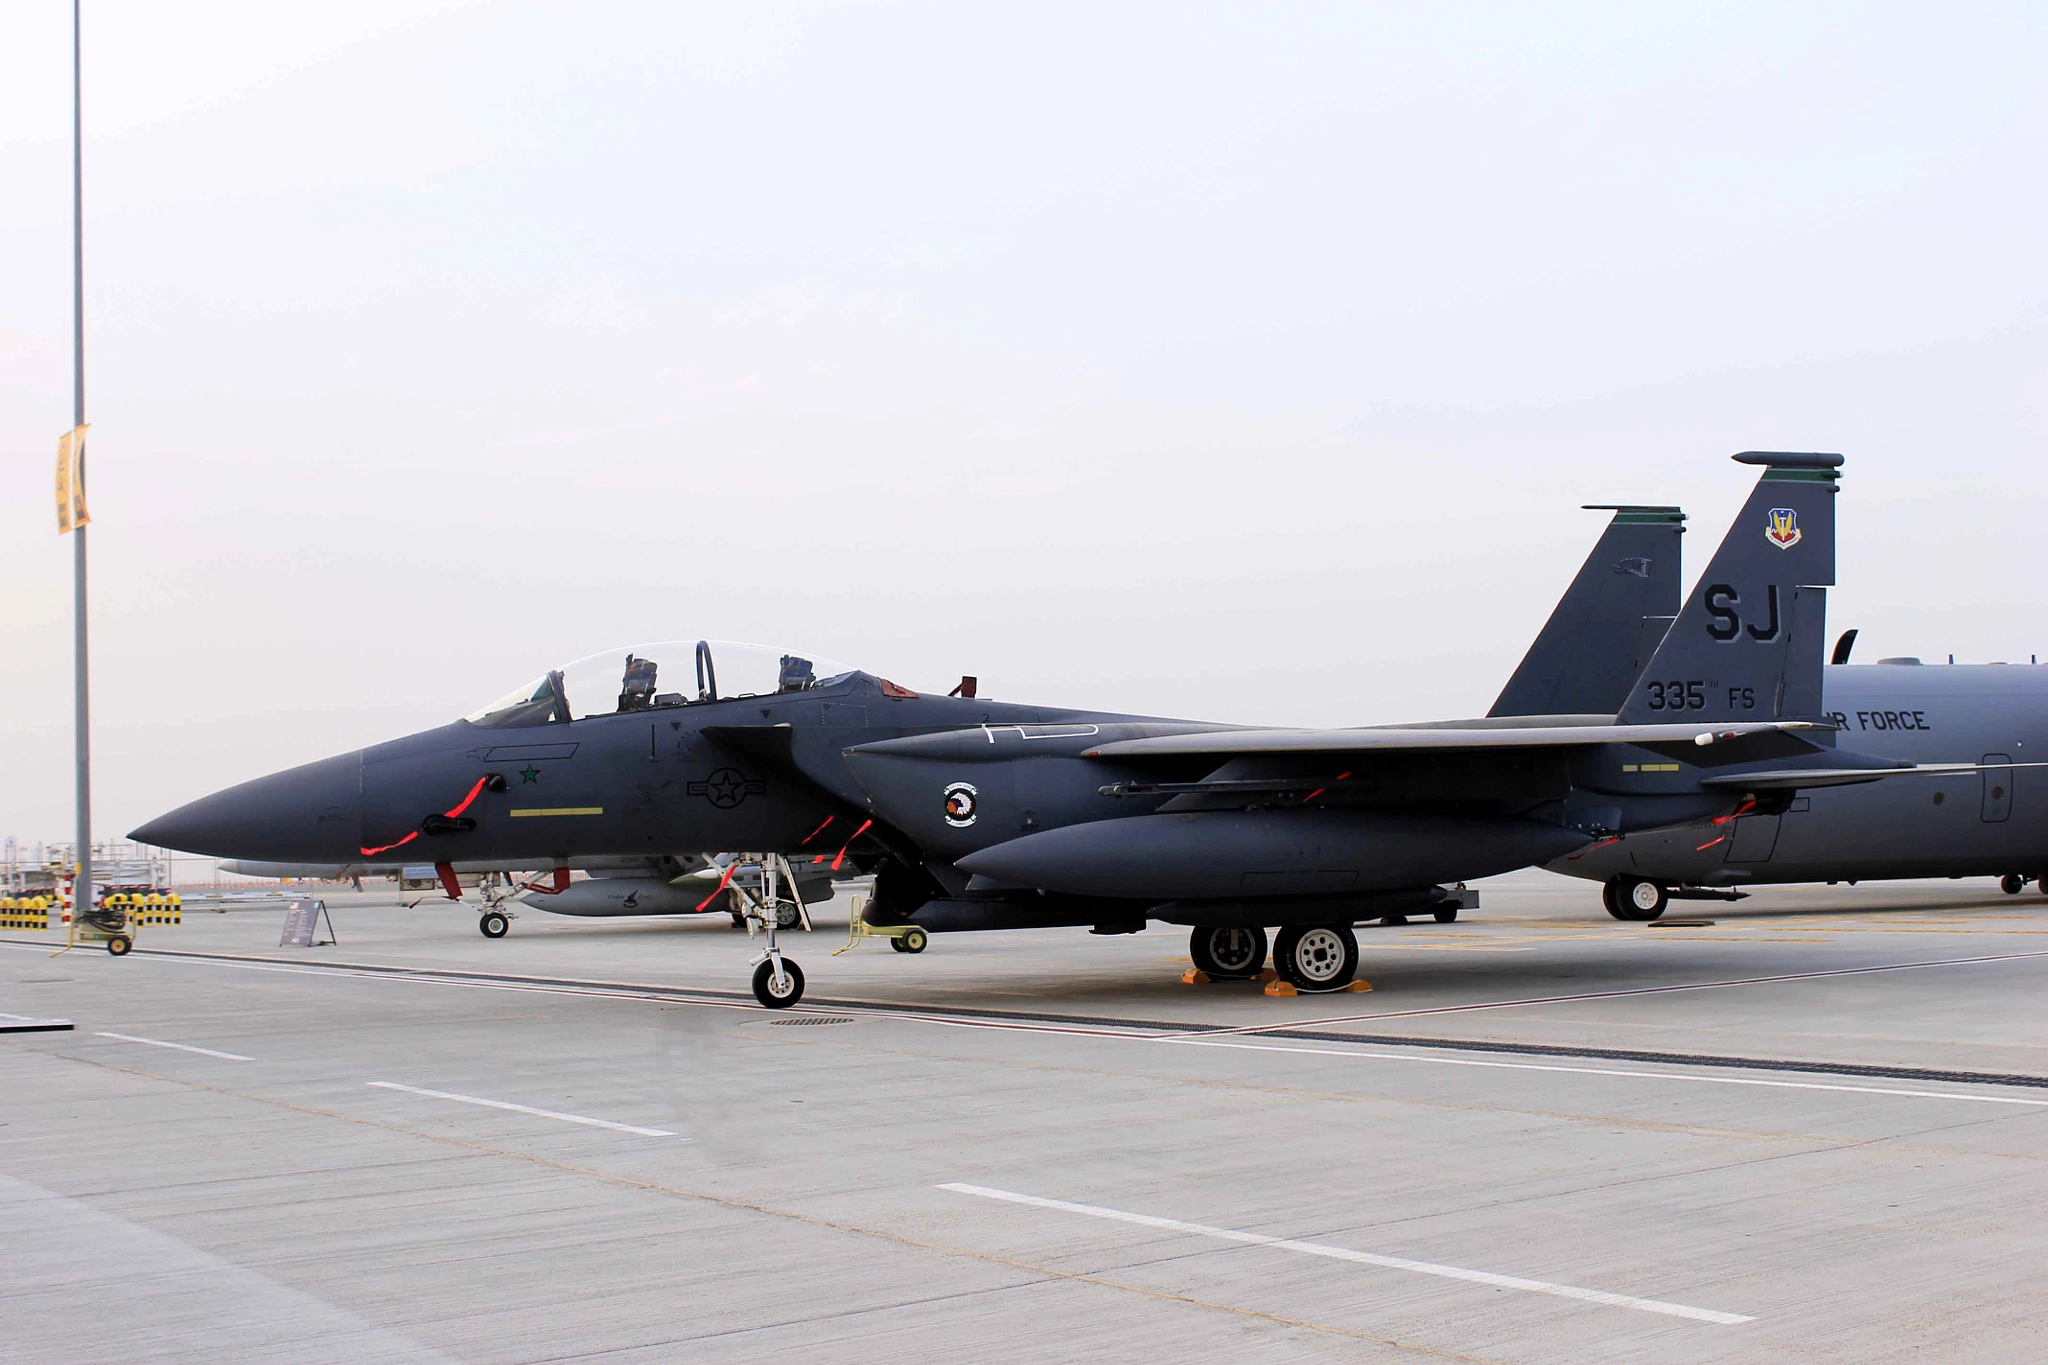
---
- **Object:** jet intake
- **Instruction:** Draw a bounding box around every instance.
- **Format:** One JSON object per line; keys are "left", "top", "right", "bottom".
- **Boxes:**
{"left": 953, "top": 811, "right": 1588, "bottom": 900}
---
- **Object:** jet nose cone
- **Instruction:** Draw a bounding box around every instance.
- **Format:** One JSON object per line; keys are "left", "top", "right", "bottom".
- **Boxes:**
{"left": 130, "top": 751, "right": 363, "bottom": 860}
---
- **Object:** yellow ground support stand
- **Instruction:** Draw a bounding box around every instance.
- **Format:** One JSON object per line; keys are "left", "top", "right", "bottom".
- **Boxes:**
{"left": 833, "top": 891, "right": 930, "bottom": 956}
{"left": 52, "top": 892, "right": 179, "bottom": 956}
{"left": 1, "top": 897, "right": 52, "bottom": 931}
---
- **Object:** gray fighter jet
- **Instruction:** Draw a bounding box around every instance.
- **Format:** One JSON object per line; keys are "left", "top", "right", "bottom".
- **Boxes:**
{"left": 136, "top": 453, "right": 1989, "bottom": 1006}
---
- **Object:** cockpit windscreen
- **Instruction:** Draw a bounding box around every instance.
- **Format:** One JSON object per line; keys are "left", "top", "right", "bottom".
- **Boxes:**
{"left": 463, "top": 641, "right": 854, "bottom": 727}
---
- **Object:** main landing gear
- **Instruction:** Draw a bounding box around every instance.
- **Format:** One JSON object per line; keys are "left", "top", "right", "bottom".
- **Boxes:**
{"left": 2000, "top": 874, "right": 2045, "bottom": 896}
{"left": 1187, "top": 923, "right": 1362, "bottom": 991}
{"left": 1272, "top": 923, "right": 1360, "bottom": 992}
{"left": 1189, "top": 925, "right": 1267, "bottom": 979}
{"left": 1603, "top": 877, "right": 1668, "bottom": 921}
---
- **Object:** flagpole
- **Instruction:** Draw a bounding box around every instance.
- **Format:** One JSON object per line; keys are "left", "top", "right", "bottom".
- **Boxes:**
{"left": 72, "top": 0, "right": 93, "bottom": 917}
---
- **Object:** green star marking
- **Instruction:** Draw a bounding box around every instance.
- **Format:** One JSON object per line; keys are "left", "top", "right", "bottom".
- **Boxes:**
{"left": 520, "top": 765, "right": 540, "bottom": 784}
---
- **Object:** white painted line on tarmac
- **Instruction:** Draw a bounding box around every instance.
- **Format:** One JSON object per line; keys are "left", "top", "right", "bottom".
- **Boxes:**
{"left": 940, "top": 1182, "right": 1753, "bottom": 1325}
{"left": 366, "top": 1082, "right": 680, "bottom": 1137}
{"left": 1164, "top": 947, "right": 2048, "bottom": 1039}
{"left": 95, "top": 1031, "right": 252, "bottom": 1061}
{"left": 32, "top": 942, "right": 2046, "bottom": 1110}
{"left": 1163, "top": 1037, "right": 2048, "bottom": 1107}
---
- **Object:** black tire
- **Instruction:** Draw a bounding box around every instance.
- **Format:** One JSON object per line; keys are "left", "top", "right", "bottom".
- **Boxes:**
{"left": 730, "top": 912, "right": 747, "bottom": 929}
{"left": 1610, "top": 878, "right": 1667, "bottom": 922}
{"left": 900, "top": 927, "right": 928, "bottom": 954}
{"left": 1273, "top": 923, "right": 1358, "bottom": 992}
{"left": 1189, "top": 925, "right": 1268, "bottom": 979}
{"left": 890, "top": 936, "right": 911, "bottom": 952}
{"left": 752, "top": 958, "right": 805, "bottom": 1009}
{"left": 107, "top": 934, "right": 132, "bottom": 957}
{"left": 1601, "top": 880, "right": 1623, "bottom": 919}
{"left": 479, "top": 912, "right": 509, "bottom": 938}
{"left": 2001, "top": 874, "right": 2025, "bottom": 895}
{"left": 1433, "top": 908, "right": 1458, "bottom": 923}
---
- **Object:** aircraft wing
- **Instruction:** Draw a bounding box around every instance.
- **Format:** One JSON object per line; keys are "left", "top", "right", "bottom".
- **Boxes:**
{"left": 1083, "top": 720, "right": 1829, "bottom": 760}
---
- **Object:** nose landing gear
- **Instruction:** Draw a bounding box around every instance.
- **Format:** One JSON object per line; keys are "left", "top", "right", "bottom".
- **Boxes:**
{"left": 722, "top": 853, "right": 810, "bottom": 1009}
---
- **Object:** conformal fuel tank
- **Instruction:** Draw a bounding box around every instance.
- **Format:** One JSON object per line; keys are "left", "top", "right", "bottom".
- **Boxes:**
{"left": 953, "top": 811, "right": 1588, "bottom": 900}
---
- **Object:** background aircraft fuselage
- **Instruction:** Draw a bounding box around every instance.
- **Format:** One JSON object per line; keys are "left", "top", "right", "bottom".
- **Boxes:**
{"left": 1557, "top": 662, "right": 2048, "bottom": 887}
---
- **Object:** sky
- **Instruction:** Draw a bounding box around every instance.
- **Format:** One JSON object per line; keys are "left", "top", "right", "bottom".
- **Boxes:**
{"left": 1, "top": 1, "right": 2043, "bottom": 849}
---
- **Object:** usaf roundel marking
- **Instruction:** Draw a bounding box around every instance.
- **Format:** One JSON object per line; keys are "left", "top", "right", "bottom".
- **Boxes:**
{"left": 1765, "top": 507, "right": 1801, "bottom": 549}
{"left": 688, "top": 766, "right": 766, "bottom": 809}
{"left": 943, "top": 782, "right": 980, "bottom": 828}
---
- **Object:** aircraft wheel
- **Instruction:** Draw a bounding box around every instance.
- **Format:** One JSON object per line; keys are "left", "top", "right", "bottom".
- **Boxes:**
{"left": 1433, "top": 907, "right": 1459, "bottom": 923}
{"left": 479, "top": 912, "right": 509, "bottom": 938}
{"left": 752, "top": 958, "right": 805, "bottom": 1009}
{"left": 774, "top": 900, "right": 803, "bottom": 931}
{"left": 1189, "top": 925, "right": 1267, "bottom": 979}
{"left": 730, "top": 912, "right": 747, "bottom": 929}
{"left": 1273, "top": 923, "right": 1358, "bottom": 992}
{"left": 107, "top": 934, "right": 132, "bottom": 957}
{"left": 1610, "top": 878, "right": 1667, "bottom": 921}
{"left": 2001, "top": 874, "right": 2025, "bottom": 895}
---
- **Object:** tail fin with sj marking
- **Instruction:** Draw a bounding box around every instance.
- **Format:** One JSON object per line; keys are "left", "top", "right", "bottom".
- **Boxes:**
{"left": 1489, "top": 505, "right": 1685, "bottom": 718}
{"left": 1616, "top": 452, "right": 1840, "bottom": 727}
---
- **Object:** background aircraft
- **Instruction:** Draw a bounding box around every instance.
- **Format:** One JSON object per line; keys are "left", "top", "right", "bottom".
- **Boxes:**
{"left": 1550, "top": 642, "right": 2047, "bottom": 919}
{"left": 219, "top": 854, "right": 836, "bottom": 936}
{"left": 1483, "top": 496, "right": 2047, "bottom": 919}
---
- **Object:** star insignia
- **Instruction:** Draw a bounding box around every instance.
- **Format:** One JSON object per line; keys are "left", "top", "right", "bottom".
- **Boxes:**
{"left": 520, "top": 765, "right": 540, "bottom": 784}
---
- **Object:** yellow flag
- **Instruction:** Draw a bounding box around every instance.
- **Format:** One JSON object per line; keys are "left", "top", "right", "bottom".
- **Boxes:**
{"left": 55, "top": 424, "right": 89, "bottom": 534}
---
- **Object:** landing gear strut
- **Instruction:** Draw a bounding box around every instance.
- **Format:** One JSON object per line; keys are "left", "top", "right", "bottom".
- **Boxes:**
{"left": 475, "top": 873, "right": 517, "bottom": 937}
{"left": 725, "top": 853, "right": 808, "bottom": 1009}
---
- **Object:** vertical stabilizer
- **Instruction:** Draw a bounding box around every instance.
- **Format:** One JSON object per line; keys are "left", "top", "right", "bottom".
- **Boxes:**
{"left": 1489, "top": 506, "right": 1685, "bottom": 717}
{"left": 1616, "top": 452, "right": 1841, "bottom": 726}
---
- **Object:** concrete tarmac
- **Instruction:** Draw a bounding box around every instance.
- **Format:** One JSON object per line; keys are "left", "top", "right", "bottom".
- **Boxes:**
{"left": 5, "top": 870, "right": 2047, "bottom": 1362}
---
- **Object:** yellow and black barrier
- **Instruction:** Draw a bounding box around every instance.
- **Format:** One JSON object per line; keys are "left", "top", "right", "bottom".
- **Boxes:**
{"left": 0, "top": 896, "right": 52, "bottom": 931}
{"left": 98, "top": 893, "right": 183, "bottom": 927}
{"left": 132, "top": 893, "right": 182, "bottom": 926}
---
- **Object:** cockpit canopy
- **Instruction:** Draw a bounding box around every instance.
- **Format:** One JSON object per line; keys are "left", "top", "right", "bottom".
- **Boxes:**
{"left": 462, "top": 640, "right": 857, "bottom": 727}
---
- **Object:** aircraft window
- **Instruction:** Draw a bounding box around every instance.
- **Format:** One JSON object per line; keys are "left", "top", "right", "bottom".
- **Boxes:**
{"left": 463, "top": 671, "right": 569, "bottom": 727}
{"left": 543, "top": 641, "right": 860, "bottom": 719}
